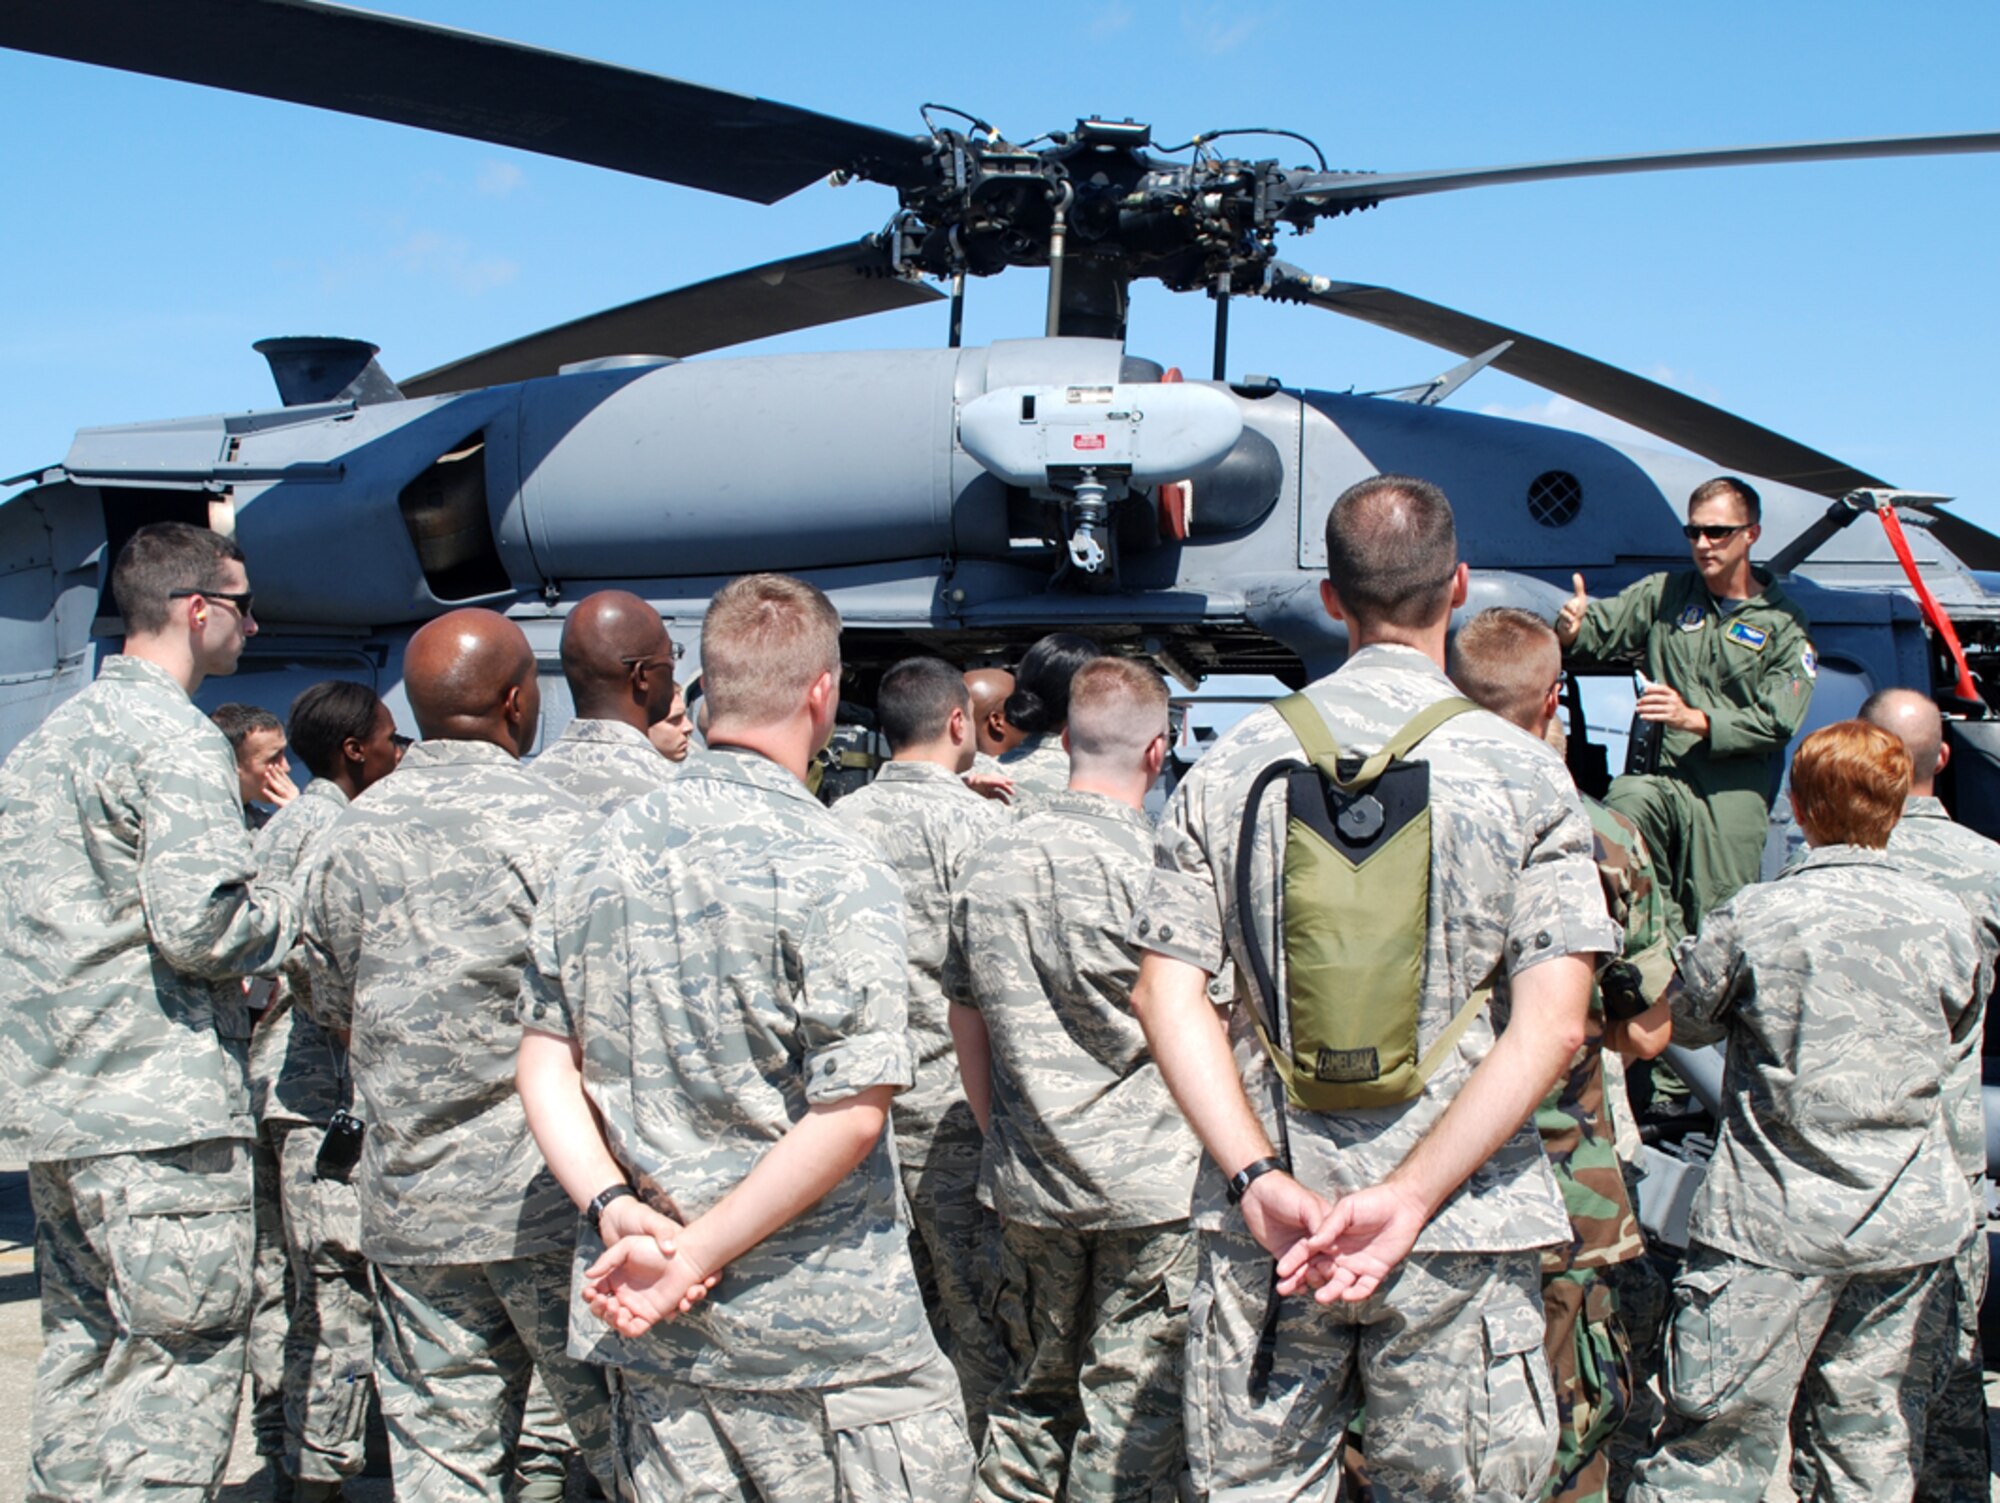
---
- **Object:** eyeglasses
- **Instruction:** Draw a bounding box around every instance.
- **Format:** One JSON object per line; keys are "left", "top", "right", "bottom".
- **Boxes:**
{"left": 1682, "top": 523, "right": 1748, "bottom": 543}
{"left": 169, "top": 587, "right": 256, "bottom": 618}
{"left": 621, "top": 640, "right": 684, "bottom": 674}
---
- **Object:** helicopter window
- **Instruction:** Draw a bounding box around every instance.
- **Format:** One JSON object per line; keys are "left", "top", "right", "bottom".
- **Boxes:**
{"left": 1527, "top": 471, "right": 1583, "bottom": 529}
{"left": 93, "top": 488, "right": 212, "bottom": 631}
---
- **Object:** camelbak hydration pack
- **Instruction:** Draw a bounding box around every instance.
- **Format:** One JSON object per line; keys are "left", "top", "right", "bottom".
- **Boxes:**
{"left": 1236, "top": 693, "right": 1495, "bottom": 1112}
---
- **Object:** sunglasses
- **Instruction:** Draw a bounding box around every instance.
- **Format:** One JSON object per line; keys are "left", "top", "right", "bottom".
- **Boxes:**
{"left": 1682, "top": 523, "right": 1748, "bottom": 543}
{"left": 169, "top": 586, "right": 256, "bottom": 617}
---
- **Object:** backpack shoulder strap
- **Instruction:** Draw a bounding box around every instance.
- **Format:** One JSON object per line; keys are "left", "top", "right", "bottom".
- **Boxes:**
{"left": 1273, "top": 693, "right": 1483, "bottom": 791}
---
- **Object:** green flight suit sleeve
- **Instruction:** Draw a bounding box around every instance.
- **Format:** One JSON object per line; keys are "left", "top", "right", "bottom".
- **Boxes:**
{"left": 1703, "top": 615, "right": 1815, "bottom": 760}
{"left": 1571, "top": 573, "right": 1668, "bottom": 666}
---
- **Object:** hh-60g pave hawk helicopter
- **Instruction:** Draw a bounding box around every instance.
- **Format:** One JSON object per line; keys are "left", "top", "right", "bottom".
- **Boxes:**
{"left": 3, "top": 11, "right": 2000, "bottom": 826}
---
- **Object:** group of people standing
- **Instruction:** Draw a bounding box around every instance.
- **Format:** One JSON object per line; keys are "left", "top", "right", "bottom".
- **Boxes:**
{"left": 0, "top": 464, "right": 1994, "bottom": 1503}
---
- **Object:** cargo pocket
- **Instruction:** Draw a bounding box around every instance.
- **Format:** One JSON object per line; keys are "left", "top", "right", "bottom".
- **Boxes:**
{"left": 105, "top": 1167, "right": 255, "bottom": 1339}
{"left": 1662, "top": 1263, "right": 1733, "bottom": 1422}
{"left": 1180, "top": 1271, "right": 1218, "bottom": 1492}
{"left": 1470, "top": 1290, "right": 1557, "bottom": 1496}
{"left": 1570, "top": 1277, "right": 1632, "bottom": 1460}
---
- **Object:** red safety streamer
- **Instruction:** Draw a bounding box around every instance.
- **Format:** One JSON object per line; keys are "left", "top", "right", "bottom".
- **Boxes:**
{"left": 1876, "top": 505, "right": 1983, "bottom": 704}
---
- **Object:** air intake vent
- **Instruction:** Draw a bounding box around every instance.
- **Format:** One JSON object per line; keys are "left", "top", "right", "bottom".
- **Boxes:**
{"left": 1527, "top": 470, "right": 1582, "bottom": 528}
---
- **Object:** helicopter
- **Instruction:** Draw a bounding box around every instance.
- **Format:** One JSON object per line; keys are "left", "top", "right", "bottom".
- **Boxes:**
{"left": 0, "top": 0, "right": 1997, "bottom": 822}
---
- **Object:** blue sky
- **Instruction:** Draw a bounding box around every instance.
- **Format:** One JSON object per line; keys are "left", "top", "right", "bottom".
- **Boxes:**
{"left": 2, "top": 2, "right": 1996, "bottom": 535}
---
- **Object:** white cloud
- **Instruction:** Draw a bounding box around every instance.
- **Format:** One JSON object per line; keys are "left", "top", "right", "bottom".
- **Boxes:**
{"left": 1089, "top": 0, "right": 1136, "bottom": 37}
{"left": 1474, "top": 392, "right": 1703, "bottom": 460}
{"left": 476, "top": 160, "right": 526, "bottom": 198}
{"left": 1180, "top": 0, "right": 1272, "bottom": 55}
{"left": 391, "top": 229, "right": 519, "bottom": 296}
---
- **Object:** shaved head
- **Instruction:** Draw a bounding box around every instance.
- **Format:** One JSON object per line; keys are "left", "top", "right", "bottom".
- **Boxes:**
{"left": 405, "top": 608, "right": 540, "bottom": 754}
{"left": 965, "top": 667, "right": 1018, "bottom": 757}
{"left": 560, "top": 590, "right": 675, "bottom": 726}
{"left": 1450, "top": 608, "right": 1562, "bottom": 736}
{"left": 1860, "top": 687, "right": 1945, "bottom": 786}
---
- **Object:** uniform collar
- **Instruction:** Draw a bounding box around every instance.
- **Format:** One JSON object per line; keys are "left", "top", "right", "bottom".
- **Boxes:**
{"left": 1701, "top": 564, "right": 1787, "bottom": 615}
{"left": 555, "top": 717, "right": 655, "bottom": 751}
{"left": 689, "top": 743, "right": 823, "bottom": 808}
{"left": 1783, "top": 842, "right": 1896, "bottom": 876}
{"left": 398, "top": 738, "right": 521, "bottom": 773}
{"left": 1037, "top": 787, "right": 1151, "bottom": 833}
{"left": 99, "top": 653, "right": 190, "bottom": 699}
{"left": 1903, "top": 794, "right": 1950, "bottom": 822}
{"left": 1340, "top": 642, "right": 1454, "bottom": 687}
{"left": 299, "top": 777, "right": 351, "bottom": 810}
{"left": 874, "top": 759, "right": 975, "bottom": 792}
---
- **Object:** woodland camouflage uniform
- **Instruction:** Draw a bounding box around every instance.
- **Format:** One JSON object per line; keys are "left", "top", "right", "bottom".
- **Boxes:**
{"left": 1133, "top": 645, "right": 1618, "bottom": 1503}
{"left": 246, "top": 777, "right": 378, "bottom": 1489}
{"left": 303, "top": 741, "right": 615, "bottom": 1502}
{"left": 521, "top": 744, "right": 972, "bottom": 1501}
{"left": 0, "top": 654, "right": 298, "bottom": 1502}
{"left": 1567, "top": 566, "right": 1815, "bottom": 929}
{"left": 952, "top": 789, "right": 1201, "bottom": 1503}
{"left": 1627, "top": 844, "right": 1980, "bottom": 1503}
{"left": 835, "top": 759, "right": 1009, "bottom": 1440}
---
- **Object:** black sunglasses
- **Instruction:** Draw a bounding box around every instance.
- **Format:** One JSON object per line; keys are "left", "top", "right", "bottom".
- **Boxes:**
{"left": 169, "top": 586, "right": 256, "bottom": 617}
{"left": 1682, "top": 523, "right": 1748, "bottom": 543}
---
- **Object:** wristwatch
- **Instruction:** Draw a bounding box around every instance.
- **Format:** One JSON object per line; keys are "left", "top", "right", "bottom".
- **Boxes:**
{"left": 584, "top": 1182, "right": 636, "bottom": 1233}
{"left": 1226, "top": 1156, "right": 1285, "bottom": 1205}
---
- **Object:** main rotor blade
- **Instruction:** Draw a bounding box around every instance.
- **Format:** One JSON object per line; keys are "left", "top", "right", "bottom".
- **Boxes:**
{"left": 1266, "top": 264, "right": 1886, "bottom": 497}
{"left": 1293, "top": 130, "right": 2000, "bottom": 208}
{"left": 0, "top": 0, "right": 929, "bottom": 203}
{"left": 399, "top": 240, "right": 942, "bottom": 398}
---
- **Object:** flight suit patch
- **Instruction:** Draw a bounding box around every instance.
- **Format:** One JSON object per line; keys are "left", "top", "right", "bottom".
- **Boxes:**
{"left": 1724, "top": 620, "right": 1769, "bottom": 652}
{"left": 1801, "top": 645, "right": 1818, "bottom": 679}
{"left": 1677, "top": 605, "right": 1706, "bottom": 632}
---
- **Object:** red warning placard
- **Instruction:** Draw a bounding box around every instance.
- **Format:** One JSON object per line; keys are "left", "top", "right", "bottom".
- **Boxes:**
{"left": 1073, "top": 433, "right": 1106, "bottom": 451}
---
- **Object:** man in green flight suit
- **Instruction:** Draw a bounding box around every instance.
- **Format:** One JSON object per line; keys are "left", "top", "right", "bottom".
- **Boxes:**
{"left": 1557, "top": 476, "right": 1816, "bottom": 930}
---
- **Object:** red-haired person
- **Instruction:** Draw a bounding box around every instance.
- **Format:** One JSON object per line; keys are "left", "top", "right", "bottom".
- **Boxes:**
{"left": 1617, "top": 720, "right": 1982, "bottom": 1503}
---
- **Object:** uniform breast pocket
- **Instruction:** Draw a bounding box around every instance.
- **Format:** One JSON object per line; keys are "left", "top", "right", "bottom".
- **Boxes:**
{"left": 105, "top": 1156, "right": 255, "bottom": 1339}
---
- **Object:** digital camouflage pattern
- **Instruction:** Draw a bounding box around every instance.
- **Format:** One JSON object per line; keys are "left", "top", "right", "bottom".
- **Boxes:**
{"left": 992, "top": 731, "right": 1070, "bottom": 815}
{"left": 247, "top": 778, "right": 352, "bottom": 1127}
{"left": 834, "top": 760, "right": 1004, "bottom": 1170}
{"left": 1884, "top": 794, "right": 2000, "bottom": 1503}
{"left": 1131, "top": 644, "right": 1617, "bottom": 1253}
{"left": 372, "top": 1253, "right": 615, "bottom": 1502}
{"left": 0, "top": 653, "right": 297, "bottom": 1160}
{"left": 529, "top": 715, "right": 680, "bottom": 818}
{"left": 29, "top": 1138, "right": 256, "bottom": 1501}
{"left": 978, "top": 1219, "right": 1193, "bottom": 1503}
{"left": 1668, "top": 843, "right": 1978, "bottom": 1273}
{"left": 521, "top": 745, "right": 939, "bottom": 1390}
{"left": 615, "top": 1352, "right": 973, "bottom": 1502}
{"left": 834, "top": 759, "right": 1007, "bottom": 1432}
{"left": 954, "top": 789, "right": 1200, "bottom": 1231}
{"left": 1569, "top": 566, "right": 1815, "bottom": 928}
{"left": 275, "top": 1119, "right": 374, "bottom": 1484}
{"left": 1184, "top": 1225, "right": 1553, "bottom": 1502}
{"left": 1629, "top": 1246, "right": 1955, "bottom": 1503}
{"left": 302, "top": 738, "right": 593, "bottom": 1265}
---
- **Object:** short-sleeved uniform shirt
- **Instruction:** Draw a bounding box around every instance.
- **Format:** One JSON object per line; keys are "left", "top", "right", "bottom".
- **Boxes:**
{"left": 1569, "top": 567, "right": 1815, "bottom": 805}
{"left": 1887, "top": 795, "right": 2000, "bottom": 1182}
{"left": 521, "top": 745, "right": 935, "bottom": 1391}
{"left": 530, "top": 716, "right": 680, "bottom": 819}
{"left": 833, "top": 759, "right": 1003, "bottom": 1172}
{"left": 1669, "top": 844, "right": 1979, "bottom": 1273}
{"left": 953, "top": 790, "right": 1201, "bottom": 1231}
{"left": 1132, "top": 645, "right": 1618, "bottom": 1251}
{"left": 0, "top": 654, "right": 297, "bottom": 1161}
{"left": 248, "top": 777, "right": 351, "bottom": 1126}
{"left": 303, "top": 739, "right": 594, "bottom": 1265}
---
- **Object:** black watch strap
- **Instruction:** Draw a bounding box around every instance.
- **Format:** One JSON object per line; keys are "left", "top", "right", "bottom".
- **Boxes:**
{"left": 584, "top": 1183, "right": 636, "bottom": 1232}
{"left": 1226, "top": 1156, "right": 1286, "bottom": 1205}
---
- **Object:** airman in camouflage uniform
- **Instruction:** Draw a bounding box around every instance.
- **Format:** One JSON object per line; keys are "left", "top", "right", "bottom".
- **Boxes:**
{"left": 1623, "top": 720, "right": 1980, "bottom": 1503}
{"left": 530, "top": 589, "right": 683, "bottom": 820}
{"left": 1131, "top": 479, "right": 1615, "bottom": 1503}
{"left": 302, "top": 610, "right": 614, "bottom": 1502}
{"left": 517, "top": 573, "right": 972, "bottom": 1502}
{"left": 1447, "top": 606, "right": 1666, "bottom": 1503}
{"left": 951, "top": 658, "right": 1199, "bottom": 1502}
{"left": 1859, "top": 689, "right": 2000, "bottom": 1503}
{"left": 0, "top": 523, "right": 298, "bottom": 1502}
{"left": 992, "top": 730, "right": 1068, "bottom": 810}
{"left": 1558, "top": 477, "right": 1815, "bottom": 931}
{"left": 993, "top": 633, "right": 1101, "bottom": 814}
{"left": 834, "top": 657, "right": 1008, "bottom": 1439}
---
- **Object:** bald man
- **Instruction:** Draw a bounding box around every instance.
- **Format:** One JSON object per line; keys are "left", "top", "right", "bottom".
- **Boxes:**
{"left": 532, "top": 590, "right": 682, "bottom": 816}
{"left": 301, "top": 609, "right": 615, "bottom": 1502}
{"left": 1855, "top": 689, "right": 2000, "bottom": 1502}
{"left": 966, "top": 668, "right": 1023, "bottom": 760}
